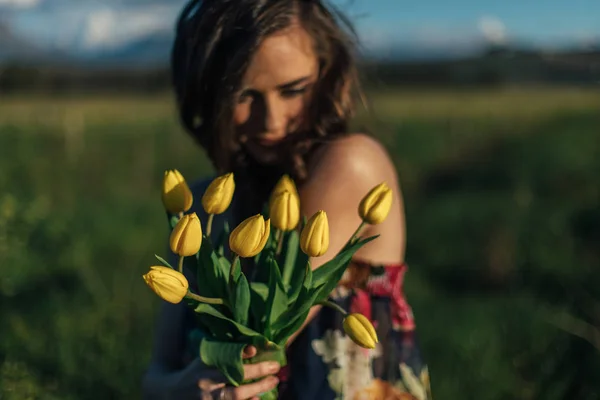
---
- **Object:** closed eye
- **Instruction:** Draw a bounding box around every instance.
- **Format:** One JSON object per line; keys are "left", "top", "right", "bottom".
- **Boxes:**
{"left": 237, "top": 89, "right": 259, "bottom": 104}
{"left": 281, "top": 86, "right": 308, "bottom": 98}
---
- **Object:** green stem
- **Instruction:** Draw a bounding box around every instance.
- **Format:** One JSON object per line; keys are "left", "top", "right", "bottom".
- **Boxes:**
{"left": 177, "top": 256, "right": 184, "bottom": 274}
{"left": 230, "top": 254, "right": 240, "bottom": 283}
{"left": 206, "top": 213, "right": 214, "bottom": 238}
{"left": 275, "top": 229, "right": 283, "bottom": 256}
{"left": 347, "top": 221, "right": 366, "bottom": 247}
{"left": 185, "top": 291, "right": 224, "bottom": 305}
{"left": 282, "top": 249, "right": 298, "bottom": 286}
{"left": 318, "top": 300, "right": 348, "bottom": 316}
{"left": 300, "top": 260, "right": 311, "bottom": 286}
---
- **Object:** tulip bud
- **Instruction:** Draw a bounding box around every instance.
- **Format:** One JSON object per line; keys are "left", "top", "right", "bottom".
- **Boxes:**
{"left": 358, "top": 182, "right": 393, "bottom": 225}
{"left": 270, "top": 175, "right": 298, "bottom": 207}
{"left": 229, "top": 214, "right": 270, "bottom": 258}
{"left": 143, "top": 266, "right": 189, "bottom": 304}
{"left": 162, "top": 169, "right": 193, "bottom": 214}
{"left": 270, "top": 190, "right": 300, "bottom": 231}
{"left": 343, "top": 313, "right": 379, "bottom": 349}
{"left": 300, "top": 210, "right": 329, "bottom": 257}
{"left": 201, "top": 173, "right": 235, "bottom": 215}
{"left": 170, "top": 213, "right": 202, "bottom": 257}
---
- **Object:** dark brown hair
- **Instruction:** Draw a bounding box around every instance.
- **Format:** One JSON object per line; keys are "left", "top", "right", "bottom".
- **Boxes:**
{"left": 171, "top": 0, "right": 362, "bottom": 222}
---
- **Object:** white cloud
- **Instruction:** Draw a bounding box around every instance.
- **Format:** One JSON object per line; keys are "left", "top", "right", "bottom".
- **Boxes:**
{"left": 477, "top": 16, "right": 508, "bottom": 45}
{"left": 83, "top": 8, "right": 115, "bottom": 48}
{"left": 0, "top": 0, "right": 41, "bottom": 8}
{"left": 79, "top": 4, "right": 179, "bottom": 49}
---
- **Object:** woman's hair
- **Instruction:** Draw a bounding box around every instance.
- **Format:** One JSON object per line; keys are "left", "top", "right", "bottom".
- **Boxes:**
{"left": 171, "top": 0, "right": 362, "bottom": 222}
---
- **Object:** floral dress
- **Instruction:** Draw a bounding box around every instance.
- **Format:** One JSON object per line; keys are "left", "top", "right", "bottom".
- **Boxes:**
{"left": 275, "top": 259, "right": 432, "bottom": 400}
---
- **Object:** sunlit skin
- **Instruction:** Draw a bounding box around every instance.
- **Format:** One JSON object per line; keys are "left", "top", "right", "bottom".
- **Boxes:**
{"left": 234, "top": 23, "right": 319, "bottom": 165}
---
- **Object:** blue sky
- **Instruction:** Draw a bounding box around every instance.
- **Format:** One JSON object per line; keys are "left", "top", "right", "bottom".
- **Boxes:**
{"left": 1, "top": 0, "right": 599, "bottom": 52}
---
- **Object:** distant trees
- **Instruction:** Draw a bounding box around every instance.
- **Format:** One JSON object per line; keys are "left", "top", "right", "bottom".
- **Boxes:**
{"left": 1, "top": 47, "right": 598, "bottom": 94}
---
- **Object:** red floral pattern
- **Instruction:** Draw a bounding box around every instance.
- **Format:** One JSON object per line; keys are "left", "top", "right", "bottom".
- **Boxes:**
{"left": 346, "top": 261, "right": 416, "bottom": 332}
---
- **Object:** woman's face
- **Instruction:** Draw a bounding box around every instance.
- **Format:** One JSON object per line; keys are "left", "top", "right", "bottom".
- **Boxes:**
{"left": 234, "top": 24, "right": 319, "bottom": 165}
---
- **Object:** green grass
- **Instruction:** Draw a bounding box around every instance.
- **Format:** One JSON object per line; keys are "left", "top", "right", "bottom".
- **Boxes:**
{"left": 1, "top": 87, "right": 599, "bottom": 399}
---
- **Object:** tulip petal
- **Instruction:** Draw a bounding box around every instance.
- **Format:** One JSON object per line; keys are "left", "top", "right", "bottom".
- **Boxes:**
{"left": 229, "top": 214, "right": 269, "bottom": 257}
{"left": 202, "top": 173, "right": 235, "bottom": 215}
{"left": 162, "top": 169, "right": 193, "bottom": 214}
{"left": 143, "top": 266, "right": 189, "bottom": 304}
{"left": 169, "top": 213, "right": 202, "bottom": 257}
{"left": 359, "top": 182, "right": 392, "bottom": 225}
{"left": 300, "top": 210, "right": 329, "bottom": 257}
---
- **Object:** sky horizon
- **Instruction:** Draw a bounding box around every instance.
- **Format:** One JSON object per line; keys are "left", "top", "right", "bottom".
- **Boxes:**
{"left": 1, "top": 0, "right": 599, "bottom": 54}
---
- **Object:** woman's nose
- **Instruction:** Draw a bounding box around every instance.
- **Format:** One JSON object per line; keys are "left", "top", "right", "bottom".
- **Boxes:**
{"left": 264, "top": 97, "right": 286, "bottom": 136}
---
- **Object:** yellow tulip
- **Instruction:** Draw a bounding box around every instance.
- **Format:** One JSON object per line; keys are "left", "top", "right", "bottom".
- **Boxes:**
{"left": 270, "top": 190, "right": 300, "bottom": 231}
{"left": 170, "top": 213, "right": 202, "bottom": 257}
{"left": 229, "top": 214, "right": 270, "bottom": 258}
{"left": 143, "top": 266, "right": 189, "bottom": 304}
{"left": 162, "top": 169, "right": 193, "bottom": 214}
{"left": 343, "top": 313, "right": 379, "bottom": 349}
{"left": 201, "top": 173, "right": 235, "bottom": 215}
{"left": 358, "top": 182, "right": 393, "bottom": 225}
{"left": 300, "top": 210, "right": 329, "bottom": 257}
{"left": 270, "top": 175, "right": 298, "bottom": 207}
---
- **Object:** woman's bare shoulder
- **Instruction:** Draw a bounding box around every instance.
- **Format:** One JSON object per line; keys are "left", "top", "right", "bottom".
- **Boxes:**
{"left": 311, "top": 133, "right": 396, "bottom": 182}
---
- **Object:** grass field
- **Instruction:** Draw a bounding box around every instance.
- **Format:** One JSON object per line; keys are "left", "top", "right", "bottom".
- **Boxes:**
{"left": 1, "top": 86, "right": 599, "bottom": 399}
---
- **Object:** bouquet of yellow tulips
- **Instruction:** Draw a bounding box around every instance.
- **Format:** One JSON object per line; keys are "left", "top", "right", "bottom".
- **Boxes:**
{"left": 143, "top": 170, "right": 393, "bottom": 400}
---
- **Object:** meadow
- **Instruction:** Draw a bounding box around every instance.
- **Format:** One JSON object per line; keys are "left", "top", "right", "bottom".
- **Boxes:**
{"left": 1, "top": 86, "right": 599, "bottom": 399}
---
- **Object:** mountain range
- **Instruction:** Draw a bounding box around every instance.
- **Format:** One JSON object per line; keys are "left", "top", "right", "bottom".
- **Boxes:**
{"left": 1, "top": 19, "right": 598, "bottom": 69}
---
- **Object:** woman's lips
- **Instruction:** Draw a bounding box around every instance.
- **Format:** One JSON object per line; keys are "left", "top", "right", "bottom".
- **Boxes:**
{"left": 255, "top": 137, "right": 284, "bottom": 147}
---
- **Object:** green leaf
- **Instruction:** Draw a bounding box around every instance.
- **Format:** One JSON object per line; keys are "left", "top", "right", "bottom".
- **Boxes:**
{"left": 253, "top": 247, "right": 275, "bottom": 285}
{"left": 200, "top": 340, "right": 247, "bottom": 386}
{"left": 311, "top": 235, "right": 379, "bottom": 288}
{"left": 185, "top": 298, "right": 231, "bottom": 336}
{"left": 249, "top": 282, "right": 268, "bottom": 332}
{"left": 264, "top": 257, "right": 288, "bottom": 337}
{"left": 302, "top": 261, "right": 313, "bottom": 291}
{"left": 310, "top": 238, "right": 377, "bottom": 305}
{"left": 273, "top": 308, "right": 311, "bottom": 346}
{"left": 217, "top": 256, "right": 231, "bottom": 284}
{"left": 229, "top": 256, "right": 241, "bottom": 285}
{"left": 194, "top": 303, "right": 266, "bottom": 341}
{"left": 231, "top": 273, "right": 251, "bottom": 326}
{"left": 272, "top": 263, "right": 314, "bottom": 336}
{"left": 197, "top": 240, "right": 227, "bottom": 299}
{"left": 154, "top": 254, "right": 173, "bottom": 269}
{"left": 281, "top": 230, "right": 299, "bottom": 286}
{"left": 286, "top": 252, "right": 309, "bottom": 306}
{"left": 250, "top": 282, "right": 269, "bottom": 301}
{"left": 271, "top": 284, "right": 320, "bottom": 333}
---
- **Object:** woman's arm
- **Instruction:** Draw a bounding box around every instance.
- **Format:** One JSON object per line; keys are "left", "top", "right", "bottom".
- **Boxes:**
{"left": 141, "top": 301, "right": 190, "bottom": 398}
{"left": 288, "top": 133, "right": 404, "bottom": 345}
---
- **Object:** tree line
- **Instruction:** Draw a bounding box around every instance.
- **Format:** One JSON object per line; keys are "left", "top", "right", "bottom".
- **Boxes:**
{"left": 1, "top": 48, "right": 598, "bottom": 94}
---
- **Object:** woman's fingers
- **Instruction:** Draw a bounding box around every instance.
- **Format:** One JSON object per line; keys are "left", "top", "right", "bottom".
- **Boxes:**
{"left": 242, "top": 345, "right": 257, "bottom": 359}
{"left": 243, "top": 361, "right": 280, "bottom": 381}
{"left": 234, "top": 376, "right": 279, "bottom": 400}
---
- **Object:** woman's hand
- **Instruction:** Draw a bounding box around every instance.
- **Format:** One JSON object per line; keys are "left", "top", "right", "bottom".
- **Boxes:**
{"left": 165, "top": 345, "right": 280, "bottom": 400}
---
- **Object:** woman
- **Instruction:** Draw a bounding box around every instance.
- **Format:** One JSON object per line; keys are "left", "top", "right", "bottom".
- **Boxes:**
{"left": 142, "top": 0, "right": 431, "bottom": 399}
